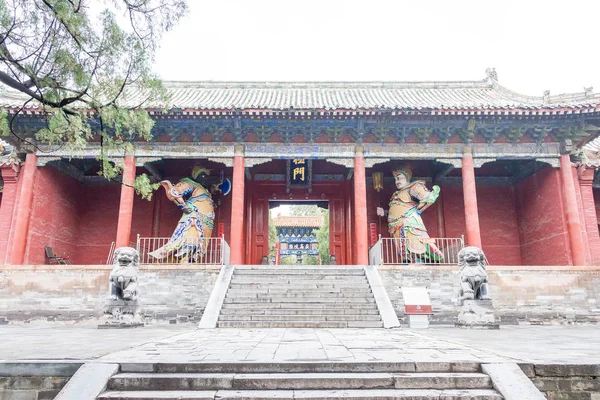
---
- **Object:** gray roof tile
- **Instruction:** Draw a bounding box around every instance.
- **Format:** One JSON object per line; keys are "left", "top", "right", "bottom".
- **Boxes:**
{"left": 1, "top": 79, "right": 600, "bottom": 111}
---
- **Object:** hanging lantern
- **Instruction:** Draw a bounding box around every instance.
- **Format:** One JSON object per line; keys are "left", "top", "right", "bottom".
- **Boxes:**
{"left": 372, "top": 171, "right": 384, "bottom": 192}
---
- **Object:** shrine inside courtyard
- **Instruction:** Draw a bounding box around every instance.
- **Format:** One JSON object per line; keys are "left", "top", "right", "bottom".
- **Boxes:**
{"left": 2, "top": 70, "right": 600, "bottom": 268}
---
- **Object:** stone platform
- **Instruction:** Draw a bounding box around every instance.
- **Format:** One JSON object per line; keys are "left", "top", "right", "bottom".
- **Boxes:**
{"left": 0, "top": 324, "right": 598, "bottom": 364}
{"left": 1, "top": 324, "right": 598, "bottom": 399}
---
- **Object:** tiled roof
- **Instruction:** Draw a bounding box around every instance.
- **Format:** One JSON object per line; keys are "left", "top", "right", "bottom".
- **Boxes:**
{"left": 272, "top": 215, "right": 324, "bottom": 228}
{"left": 2, "top": 76, "right": 600, "bottom": 111}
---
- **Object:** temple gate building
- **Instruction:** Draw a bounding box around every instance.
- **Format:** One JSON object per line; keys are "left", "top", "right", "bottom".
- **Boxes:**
{"left": 272, "top": 214, "right": 324, "bottom": 263}
{"left": 1, "top": 70, "right": 600, "bottom": 268}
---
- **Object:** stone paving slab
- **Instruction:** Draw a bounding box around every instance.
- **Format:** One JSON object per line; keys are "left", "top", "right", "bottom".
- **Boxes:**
{"left": 0, "top": 324, "right": 194, "bottom": 360}
{"left": 98, "top": 328, "right": 511, "bottom": 364}
{"left": 416, "top": 325, "right": 600, "bottom": 363}
{"left": 0, "top": 324, "right": 598, "bottom": 364}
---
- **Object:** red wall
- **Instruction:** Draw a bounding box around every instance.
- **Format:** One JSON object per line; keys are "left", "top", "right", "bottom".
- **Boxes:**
{"left": 15, "top": 163, "right": 582, "bottom": 267}
{"left": 130, "top": 194, "right": 155, "bottom": 241}
{"left": 581, "top": 181, "right": 600, "bottom": 265}
{"left": 439, "top": 184, "right": 466, "bottom": 240}
{"left": 0, "top": 167, "right": 24, "bottom": 264}
{"left": 515, "top": 167, "right": 572, "bottom": 266}
{"left": 594, "top": 188, "right": 600, "bottom": 227}
{"left": 436, "top": 182, "right": 523, "bottom": 266}
{"left": 24, "top": 167, "right": 81, "bottom": 264}
{"left": 75, "top": 184, "right": 120, "bottom": 264}
{"left": 477, "top": 185, "right": 522, "bottom": 265}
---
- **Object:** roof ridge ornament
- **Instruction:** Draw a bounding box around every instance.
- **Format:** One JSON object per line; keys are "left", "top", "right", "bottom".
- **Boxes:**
{"left": 0, "top": 138, "right": 20, "bottom": 169}
{"left": 585, "top": 87, "right": 594, "bottom": 98}
{"left": 485, "top": 68, "right": 498, "bottom": 83}
{"left": 543, "top": 90, "right": 551, "bottom": 103}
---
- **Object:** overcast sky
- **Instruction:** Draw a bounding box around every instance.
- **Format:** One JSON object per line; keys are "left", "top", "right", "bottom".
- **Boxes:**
{"left": 153, "top": 0, "right": 599, "bottom": 97}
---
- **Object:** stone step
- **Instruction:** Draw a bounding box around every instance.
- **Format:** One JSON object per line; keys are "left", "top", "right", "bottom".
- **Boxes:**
{"left": 226, "top": 288, "right": 372, "bottom": 294}
{"left": 234, "top": 269, "right": 365, "bottom": 275}
{"left": 217, "top": 314, "right": 382, "bottom": 322}
{"left": 230, "top": 276, "right": 368, "bottom": 282}
{"left": 219, "top": 308, "right": 381, "bottom": 315}
{"left": 121, "top": 362, "right": 481, "bottom": 374}
{"left": 222, "top": 297, "right": 376, "bottom": 304}
{"left": 235, "top": 264, "right": 365, "bottom": 271}
{"left": 228, "top": 283, "right": 368, "bottom": 290}
{"left": 98, "top": 389, "right": 502, "bottom": 399}
{"left": 217, "top": 321, "right": 384, "bottom": 328}
{"left": 107, "top": 372, "right": 491, "bottom": 391}
{"left": 221, "top": 302, "right": 379, "bottom": 310}
{"left": 225, "top": 292, "right": 372, "bottom": 299}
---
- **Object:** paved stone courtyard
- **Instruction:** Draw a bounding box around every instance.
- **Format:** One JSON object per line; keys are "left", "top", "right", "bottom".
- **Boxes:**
{"left": 0, "top": 324, "right": 598, "bottom": 364}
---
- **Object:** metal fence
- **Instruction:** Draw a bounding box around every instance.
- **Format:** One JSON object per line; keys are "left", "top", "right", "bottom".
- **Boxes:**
{"left": 105, "top": 241, "right": 137, "bottom": 265}
{"left": 371, "top": 236, "right": 465, "bottom": 266}
{"left": 136, "top": 235, "right": 226, "bottom": 265}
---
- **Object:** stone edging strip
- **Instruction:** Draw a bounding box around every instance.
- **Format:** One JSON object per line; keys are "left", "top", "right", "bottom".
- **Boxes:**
{"left": 482, "top": 363, "right": 545, "bottom": 400}
{"left": 198, "top": 264, "right": 235, "bottom": 328}
{"left": 54, "top": 363, "right": 119, "bottom": 400}
{"left": 364, "top": 265, "right": 401, "bottom": 328}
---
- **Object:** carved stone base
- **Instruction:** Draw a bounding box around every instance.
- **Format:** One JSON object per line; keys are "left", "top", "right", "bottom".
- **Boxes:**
{"left": 455, "top": 299, "right": 499, "bottom": 329}
{"left": 98, "top": 299, "right": 144, "bottom": 329}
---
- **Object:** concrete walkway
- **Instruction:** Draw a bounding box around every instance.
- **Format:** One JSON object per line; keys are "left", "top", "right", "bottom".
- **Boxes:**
{"left": 0, "top": 324, "right": 598, "bottom": 363}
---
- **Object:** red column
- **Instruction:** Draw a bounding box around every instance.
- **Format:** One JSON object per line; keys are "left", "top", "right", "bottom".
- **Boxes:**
{"left": 560, "top": 155, "right": 585, "bottom": 266}
{"left": 578, "top": 167, "right": 600, "bottom": 264}
{"left": 9, "top": 153, "right": 37, "bottom": 264}
{"left": 354, "top": 153, "right": 369, "bottom": 265}
{"left": 151, "top": 191, "right": 162, "bottom": 237}
{"left": 230, "top": 152, "right": 245, "bottom": 265}
{"left": 115, "top": 155, "right": 136, "bottom": 248}
{"left": 461, "top": 153, "right": 482, "bottom": 248}
{"left": 0, "top": 164, "right": 20, "bottom": 264}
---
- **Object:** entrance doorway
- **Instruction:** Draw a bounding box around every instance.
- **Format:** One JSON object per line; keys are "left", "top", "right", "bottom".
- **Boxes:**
{"left": 244, "top": 159, "right": 352, "bottom": 265}
{"left": 269, "top": 201, "right": 330, "bottom": 265}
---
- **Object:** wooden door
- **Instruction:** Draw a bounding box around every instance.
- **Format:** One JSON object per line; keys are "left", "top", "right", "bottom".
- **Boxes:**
{"left": 246, "top": 181, "right": 349, "bottom": 265}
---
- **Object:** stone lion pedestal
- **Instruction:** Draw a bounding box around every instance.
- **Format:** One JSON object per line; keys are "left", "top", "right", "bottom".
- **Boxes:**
{"left": 454, "top": 246, "right": 499, "bottom": 330}
{"left": 98, "top": 247, "right": 144, "bottom": 329}
{"left": 456, "top": 299, "right": 499, "bottom": 329}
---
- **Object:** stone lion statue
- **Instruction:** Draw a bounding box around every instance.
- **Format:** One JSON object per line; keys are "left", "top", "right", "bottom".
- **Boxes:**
{"left": 109, "top": 247, "right": 139, "bottom": 301}
{"left": 458, "top": 246, "right": 490, "bottom": 301}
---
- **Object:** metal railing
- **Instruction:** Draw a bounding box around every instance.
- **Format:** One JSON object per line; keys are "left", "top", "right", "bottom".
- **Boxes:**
{"left": 371, "top": 236, "right": 464, "bottom": 266}
{"left": 106, "top": 242, "right": 116, "bottom": 265}
{"left": 369, "top": 237, "right": 383, "bottom": 266}
{"left": 105, "top": 241, "right": 137, "bottom": 265}
{"left": 136, "top": 235, "right": 226, "bottom": 265}
{"left": 221, "top": 237, "right": 230, "bottom": 266}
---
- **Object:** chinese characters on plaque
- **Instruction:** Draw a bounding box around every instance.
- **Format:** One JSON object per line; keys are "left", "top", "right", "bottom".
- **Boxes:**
{"left": 286, "top": 158, "right": 312, "bottom": 193}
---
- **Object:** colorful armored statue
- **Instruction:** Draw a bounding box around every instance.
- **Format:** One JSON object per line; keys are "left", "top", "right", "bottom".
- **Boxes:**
{"left": 378, "top": 165, "right": 444, "bottom": 262}
{"left": 149, "top": 166, "right": 227, "bottom": 263}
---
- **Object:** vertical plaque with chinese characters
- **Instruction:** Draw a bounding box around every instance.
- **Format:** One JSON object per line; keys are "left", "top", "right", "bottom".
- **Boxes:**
{"left": 286, "top": 159, "right": 312, "bottom": 193}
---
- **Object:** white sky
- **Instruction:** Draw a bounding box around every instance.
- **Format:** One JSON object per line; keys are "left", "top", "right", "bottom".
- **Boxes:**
{"left": 154, "top": 0, "right": 600, "bottom": 96}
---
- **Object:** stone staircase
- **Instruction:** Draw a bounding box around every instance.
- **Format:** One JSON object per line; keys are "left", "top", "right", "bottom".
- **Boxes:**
{"left": 217, "top": 266, "right": 383, "bottom": 328}
{"left": 97, "top": 362, "right": 503, "bottom": 399}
